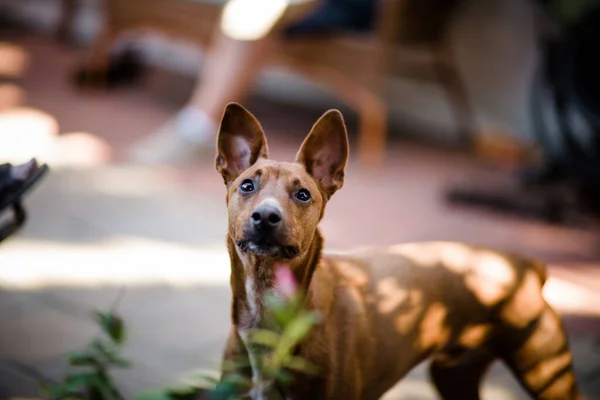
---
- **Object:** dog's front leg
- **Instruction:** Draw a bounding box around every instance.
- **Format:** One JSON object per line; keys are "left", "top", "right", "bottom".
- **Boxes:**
{"left": 218, "top": 329, "right": 253, "bottom": 396}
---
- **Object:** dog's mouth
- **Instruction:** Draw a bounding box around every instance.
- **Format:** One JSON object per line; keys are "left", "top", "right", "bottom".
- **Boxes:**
{"left": 236, "top": 239, "right": 299, "bottom": 259}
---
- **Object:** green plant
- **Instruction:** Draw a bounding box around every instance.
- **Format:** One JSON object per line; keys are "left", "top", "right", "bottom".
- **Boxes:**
{"left": 135, "top": 265, "right": 321, "bottom": 400}
{"left": 41, "top": 311, "right": 132, "bottom": 400}
{"left": 41, "top": 265, "right": 321, "bottom": 400}
{"left": 246, "top": 289, "right": 321, "bottom": 384}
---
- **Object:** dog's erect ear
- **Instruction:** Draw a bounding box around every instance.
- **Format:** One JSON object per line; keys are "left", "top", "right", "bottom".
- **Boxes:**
{"left": 216, "top": 103, "right": 268, "bottom": 185}
{"left": 295, "top": 110, "right": 349, "bottom": 199}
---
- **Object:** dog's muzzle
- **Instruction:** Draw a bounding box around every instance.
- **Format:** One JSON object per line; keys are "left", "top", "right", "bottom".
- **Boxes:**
{"left": 237, "top": 203, "right": 298, "bottom": 259}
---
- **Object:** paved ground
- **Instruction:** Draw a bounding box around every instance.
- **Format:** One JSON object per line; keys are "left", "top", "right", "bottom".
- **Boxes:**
{"left": 0, "top": 35, "right": 600, "bottom": 399}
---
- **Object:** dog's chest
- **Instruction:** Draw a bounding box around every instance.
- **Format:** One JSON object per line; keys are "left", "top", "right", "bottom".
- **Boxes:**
{"left": 238, "top": 275, "right": 266, "bottom": 329}
{"left": 244, "top": 276, "right": 260, "bottom": 321}
{"left": 238, "top": 277, "right": 283, "bottom": 398}
{"left": 238, "top": 324, "right": 271, "bottom": 399}
{"left": 239, "top": 274, "right": 268, "bottom": 335}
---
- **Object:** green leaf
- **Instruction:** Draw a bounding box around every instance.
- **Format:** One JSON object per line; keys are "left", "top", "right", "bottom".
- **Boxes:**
{"left": 89, "top": 339, "right": 111, "bottom": 358}
{"left": 133, "top": 390, "right": 174, "bottom": 400}
{"left": 221, "top": 358, "right": 250, "bottom": 372}
{"left": 88, "top": 384, "right": 105, "bottom": 400}
{"left": 163, "top": 381, "right": 215, "bottom": 400}
{"left": 211, "top": 374, "right": 252, "bottom": 400}
{"left": 247, "top": 329, "right": 280, "bottom": 349}
{"left": 88, "top": 339, "right": 132, "bottom": 368}
{"left": 264, "top": 293, "right": 302, "bottom": 327}
{"left": 177, "top": 370, "right": 220, "bottom": 389}
{"left": 67, "top": 351, "right": 98, "bottom": 367}
{"left": 283, "top": 356, "right": 319, "bottom": 375}
{"left": 275, "top": 311, "right": 320, "bottom": 358}
{"left": 109, "top": 356, "right": 132, "bottom": 368}
{"left": 64, "top": 373, "right": 96, "bottom": 392}
{"left": 166, "top": 383, "right": 199, "bottom": 397}
{"left": 219, "top": 373, "right": 251, "bottom": 389}
{"left": 209, "top": 384, "right": 236, "bottom": 400}
{"left": 263, "top": 292, "right": 285, "bottom": 310}
{"left": 89, "top": 372, "right": 116, "bottom": 400}
{"left": 275, "top": 370, "right": 295, "bottom": 386}
{"left": 169, "top": 391, "right": 204, "bottom": 400}
{"left": 93, "top": 312, "right": 126, "bottom": 344}
{"left": 90, "top": 339, "right": 109, "bottom": 352}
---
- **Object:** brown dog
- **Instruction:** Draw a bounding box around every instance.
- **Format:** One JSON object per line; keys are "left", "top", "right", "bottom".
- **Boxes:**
{"left": 215, "top": 103, "right": 581, "bottom": 400}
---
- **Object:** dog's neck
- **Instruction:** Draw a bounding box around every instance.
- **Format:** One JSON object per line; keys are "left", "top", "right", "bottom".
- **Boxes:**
{"left": 227, "top": 230, "right": 324, "bottom": 329}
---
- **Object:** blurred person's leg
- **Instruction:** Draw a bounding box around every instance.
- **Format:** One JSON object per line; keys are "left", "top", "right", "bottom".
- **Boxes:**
{"left": 129, "top": 0, "right": 314, "bottom": 165}
{"left": 128, "top": 31, "right": 274, "bottom": 165}
{"left": 129, "top": 0, "right": 375, "bottom": 165}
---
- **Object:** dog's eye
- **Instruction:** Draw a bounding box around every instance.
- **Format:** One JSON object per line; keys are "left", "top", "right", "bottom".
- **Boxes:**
{"left": 295, "top": 189, "right": 311, "bottom": 203}
{"left": 239, "top": 179, "right": 255, "bottom": 193}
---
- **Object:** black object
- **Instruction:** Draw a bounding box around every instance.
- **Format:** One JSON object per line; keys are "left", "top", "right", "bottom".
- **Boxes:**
{"left": 74, "top": 47, "right": 145, "bottom": 89}
{"left": 445, "top": 1, "right": 600, "bottom": 227}
{"left": 0, "top": 162, "right": 49, "bottom": 242}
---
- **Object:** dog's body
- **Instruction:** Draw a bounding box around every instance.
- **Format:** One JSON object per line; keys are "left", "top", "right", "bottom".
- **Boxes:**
{"left": 215, "top": 104, "right": 581, "bottom": 399}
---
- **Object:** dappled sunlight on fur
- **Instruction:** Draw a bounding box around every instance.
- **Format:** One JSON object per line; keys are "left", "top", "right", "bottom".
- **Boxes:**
{"left": 458, "top": 324, "right": 492, "bottom": 348}
{"left": 525, "top": 352, "right": 573, "bottom": 392}
{"left": 416, "top": 302, "right": 450, "bottom": 351}
{"left": 501, "top": 270, "right": 545, "bottom": 327}
{"left": 337, "top": 260, "right": 369, "bottom": 287}
{"left": 540, "top": 372, "right": 576, "bottom": 399}
{"left": 439, "top": 242, "right": 475, "bottom": 274}
{"left": 390, "top": 243, "right": 440, "bottom": 266}
{"left": 465, "top": 252, "right": 516, "bottom": 306}
{"left": 394, "top": 289, "right": 424, "bottom": 335}
{"left": 376, "top": 277, "right": 409, "bottom": 314}
{"left": 522, "top": 309, "right": 563, "bottom": 355}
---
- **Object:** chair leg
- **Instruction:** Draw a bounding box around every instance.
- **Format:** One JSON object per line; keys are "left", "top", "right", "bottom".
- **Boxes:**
{"left": 433, "top": 45, "right": 476, "bottom": 149}
{"left": 276, "top": 59, "right": 389, "bottom": 169}
{"left": 357, "top": 96, "right": 388, "bottom": 168}
{"left": 57, "top": 0, "right": 79, "bottom": 43}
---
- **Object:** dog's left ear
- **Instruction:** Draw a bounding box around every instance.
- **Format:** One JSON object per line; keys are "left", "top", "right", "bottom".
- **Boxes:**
{"left": 216, "top": 103, "right": 268, "bottom": 185}
{"left": 296, "top": 110, "right": 349, "bottom": 199}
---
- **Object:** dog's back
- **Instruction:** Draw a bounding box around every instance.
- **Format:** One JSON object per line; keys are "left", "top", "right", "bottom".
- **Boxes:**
{"left": 311, "top": 242, "right": 579, "bottom": 400}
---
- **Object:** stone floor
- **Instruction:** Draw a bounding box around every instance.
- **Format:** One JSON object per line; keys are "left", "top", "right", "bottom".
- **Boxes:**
{"left": 0, "top": 34, "right": 600, "bottom": 399}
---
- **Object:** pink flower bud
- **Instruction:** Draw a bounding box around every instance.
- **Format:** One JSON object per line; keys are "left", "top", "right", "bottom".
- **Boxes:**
{"left": 274, "top": 263, "right": 298, "bottom": 299}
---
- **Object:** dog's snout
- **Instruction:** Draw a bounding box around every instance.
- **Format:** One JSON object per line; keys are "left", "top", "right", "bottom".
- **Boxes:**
{"left": 242, "top": 198, "right": 291, "bottom": 256}
{"left": 251, "top": 204, "right": 282, "bottom": 230}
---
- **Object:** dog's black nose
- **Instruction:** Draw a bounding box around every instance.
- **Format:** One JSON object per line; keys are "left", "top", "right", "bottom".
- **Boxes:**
{"left": 251, "top": 205, "right": 282, "bottom": 230}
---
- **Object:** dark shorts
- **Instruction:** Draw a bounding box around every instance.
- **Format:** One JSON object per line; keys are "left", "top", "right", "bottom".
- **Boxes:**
{"left": 284, "top": 0, "right": 376, "bottom": 37}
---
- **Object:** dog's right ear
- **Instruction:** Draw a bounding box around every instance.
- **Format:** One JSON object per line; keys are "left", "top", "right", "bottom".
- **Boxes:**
{"left": 215, "top": 103, "right": 268, "bottom": 185}
{"left": 296, "top": 110, "right": 349, "bottom": 199}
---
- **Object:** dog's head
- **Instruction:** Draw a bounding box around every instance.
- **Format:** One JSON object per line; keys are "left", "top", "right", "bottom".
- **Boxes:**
{"left": 216, "top": 103, "right": 348, "bottom": 260}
